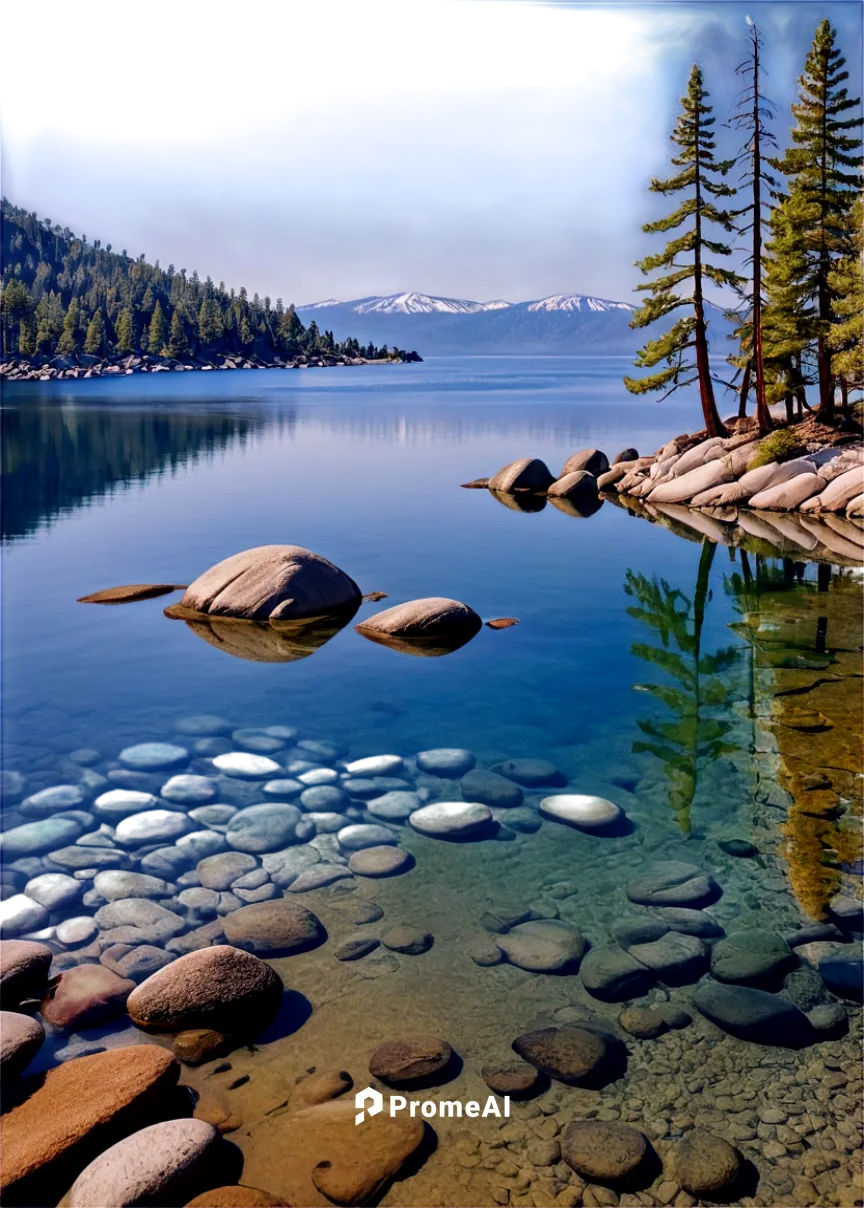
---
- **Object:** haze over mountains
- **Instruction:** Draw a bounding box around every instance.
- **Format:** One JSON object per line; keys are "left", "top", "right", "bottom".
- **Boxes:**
{"left": 296, "top": 291, "right": 645, "bottom": 355}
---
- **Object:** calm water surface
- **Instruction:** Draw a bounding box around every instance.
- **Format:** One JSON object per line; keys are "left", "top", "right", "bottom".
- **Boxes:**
{"left": 1, "top": 357, "right": 861, "bottom": 1208}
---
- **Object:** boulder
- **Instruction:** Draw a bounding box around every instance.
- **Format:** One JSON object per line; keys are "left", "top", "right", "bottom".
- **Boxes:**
{"left": 628, "top": 931, "right": 708, "bottom": 985}
{"left": 562, "top": 1121, "right": 648, "bottom": 1184}
{"left": 692, "top": 982, "right": 811, "bottom": 1045}
{"left": 495, "top": 920, "right": 586, "bottom": 972}
{"left": 668, "top": 1129, "right": 741, "bottom": 1196}
{"left": 710, "top": 930, "right": 794, "bottom": 984}
{"left": 491, "top": 758, "right": 567, "bottom": 787}
{"left": 613, "top": 448, "right": 639, "bottom": 465}
{"left": 369, "top": 1034, "right": 453, "bottom": 1085}
{"left": 41, "top": 964, "right": 135, "bottom": 1030}
{"left": 93, "top": 789, "right": 160, "bottom": 820}
{"left": 512, "top": 1024, "right": 614, "bottom": 1086}
{"left": 185, "top": 1188, "right": 288, "bottom": 1207}
{"left": 0, "top": 939, "right": 53, "bottom": 1009}
{"left": 481, "top": 1062, "right": 541, "bottom": 1097}
{"left": 408, "top": 800, "right": 493, "bottom": 839}
{"left": 461, "top": 769, "right": 524, "bottom": 807}
{"left": 179, "top": 545, "right": 361, "bottom": 621}
{"left": 381, "top": 926, "right": 433, "bottom": 955}
{"left": 625, "top": 861, "right": 719, "bottom": 907}
{"left": 737, "top": 457, "right": 814, "bottom": 494}
{"left": 127, "top": 945, "right": 283, "bottom": 1033}
{"left": 0, "top": 894, "right": 50, "bottom": 938}
{"left": 580, "top": 947, "right": 654, "bottom": 1001}
{"left": 561, "top": 449, "right": 609, "bottom": 477}
{"left": 647, "top": 461, "right": 733, "bottom": 504}
{"left": 65, "top": 1119, "right": 221, "bottom": 1208}
{"left": 240, "top": 1098, "right": 424, "bottom": 1207}
{"left": 748, "top": 473, "right": 825, "bottom": 510}
{"left": 548, "top": 471, "right": 599, "bottom": 502}
{"left": 225, "top": 804, "right": 304, "bottom": 853}
{"left": 488, "top": 458, "right": 555, "bottom": 493}
{"left": 1, "top": 817, "right": 85, "bottom": 860}
{"left": 197, "top": 853, "right": 258, "bottom": 891}
{"left": 0, "top": 1011, "right": 44, "bottom": 1081}
{"left": 0, "top": 1046, "right": 179, "bottom": 1204}
{"left": 539, "top": 794, "right": 623, "bottom": 831}
{"left": 222, "top": 900, "right": 324, "bottom": 954}
{"left": 355, "top": 598, "right": 482, "bottom": 642}
{"left": 416, "top": 749, "right": 476, "bottom": 777}
{"left": 818, "top": 946, "right": 863, "bottom": 1002}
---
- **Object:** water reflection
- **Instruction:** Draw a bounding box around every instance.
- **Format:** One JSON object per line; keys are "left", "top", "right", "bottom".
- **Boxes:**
{"left": 164, "top": 604, "right": 361, "bottom": 664}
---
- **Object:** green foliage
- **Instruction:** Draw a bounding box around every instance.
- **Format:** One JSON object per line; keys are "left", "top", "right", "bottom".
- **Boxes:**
{"left": 625, "top": 541, "right": 740, "bottom": 833}
{"left": 827, "top": 194, "right": 864, "bottom": 388}
{"left": 148, "top": 301, "right": 167, "bottom": 357}
{"left": 84, "top": 309, "right": 105, "bottom": 355}
{"left": 115, "top": 307, "right": 135, "bottom": 353}
{"left": 624, "top": 65, "right": 739, "bottom": 437}
{"left": 56, "top": 297, "right": 80, "bottom": 355}
{"left": 746, "top": 427, "right": 804, "bottom": 469}
{"left": 165, "top": 309, "right": 189, "bottom": 359}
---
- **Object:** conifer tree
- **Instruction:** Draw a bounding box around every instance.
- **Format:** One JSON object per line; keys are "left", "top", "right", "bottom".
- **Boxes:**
{"left": 166, "top": 309, "right": 189, "bottom": 359}
{"left": 763, "top": 195, "right": 814, "bottom": 419}
{"left": 115, "top": 307, "right": 135, "bottom": 353}
{"left": 84, "top": 309, "right": 105, "bottom": 355}
{"left": 625, "top": 66, "right": 740, "bottom": 437}
{"left": 148, "top": 301, "right": 167, "bottom": 356}
{"left": 772, "top": 19, "right": 863, "bottom": 420}
{"left": 56, "top": 297, "right": 80, "bottom": 355}
{"left": 827, "top": 194, "right": 864, "bottom": 404}
{"left": 239, "top": 315, "right": 254, "bottom": 349}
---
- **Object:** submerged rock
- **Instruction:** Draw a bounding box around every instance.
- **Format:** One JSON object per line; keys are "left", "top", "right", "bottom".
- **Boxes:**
{"left": 0, "top": 939, "right": 53, "bottom": 1009}
{"left": 692, "top": 982, "right": 812, "bottom": 1045}
{"left": 41, "top": 964, "right": 135, "bottom": 1030}
{"left": 348, "top": 846, "right": 414, "bottom": 877}
{"left": 408, "top": 800, "right": 493, "bottom": 839}
{"left": 710, "top": 930, "right": 795, "bottom": 984}
{"left": 179, "top": 544, "right": 361, "bottom": 621}
{"left": 369, "top": 1034, "right": 453, "bottom": 1085}
{"left": 0, "top": 894, "right": 50, "bottom": 938}
{"left": 539, "top": 794, "right": 622, "bottom": 831}
{"left": 461, "top": 769, "right": 524, "bottom": 807}
{"left": 222, "top": 900, "right": 324, "bottom": 955}
{"left": 625, "top": 862, "right": 719, "bottom": 908}
{"left": 668, "top": 1129, "right": 741, "bottom": 1196}
{"left": 562, "top": 1121, "right": 647, "bottom": 1184}
{"left": 355, "top": 598, "right": 482, "bottom": 643}
{"left": 0, "top": 1011, "right": 44, "bottom": 1082}
{"left": 579, "top": 947, "right": 655, "bottom": 1001}
{"left": 512, "top": 1024, "right": 615, "bottom": 1086}
{"left": 496, "top": 920, "right": 586, "bottom": 972}
{"left": 119, "top": 743, "right": 190, "bottom": 772}
{"left": 416, "top": 748, "right": 476, "bottom": 777}
{"left": 481, "top": 1062, "right": 541, "bottom": 1097}
{"left": 491, "top": 758, "right": 567, "bottom": 787}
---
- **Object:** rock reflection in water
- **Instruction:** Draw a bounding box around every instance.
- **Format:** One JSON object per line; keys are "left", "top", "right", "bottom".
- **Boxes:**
{"left": 163, "top": 602, "right": 360, "bottom": 664}
{"left": 488, "top": 489, "right": 547, "bottom": 513}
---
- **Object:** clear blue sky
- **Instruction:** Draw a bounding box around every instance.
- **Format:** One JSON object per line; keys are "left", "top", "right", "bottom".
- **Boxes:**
{"left": 2, "top": 0, "right": 860, "bottom": 305}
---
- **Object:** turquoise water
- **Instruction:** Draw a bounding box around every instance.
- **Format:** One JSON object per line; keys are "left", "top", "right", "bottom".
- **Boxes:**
{"left": 2, "top": 357, "right": 861, "bottom": 1208}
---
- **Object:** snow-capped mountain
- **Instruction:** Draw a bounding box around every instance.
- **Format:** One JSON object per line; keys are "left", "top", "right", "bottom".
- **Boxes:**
{"left": 296, "top": 290, "right": 648, "bottom": 355}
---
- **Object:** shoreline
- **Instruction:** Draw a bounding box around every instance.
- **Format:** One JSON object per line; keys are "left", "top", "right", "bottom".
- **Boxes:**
{"left": 0, "top": 349, "right": 422, "bottom": 383}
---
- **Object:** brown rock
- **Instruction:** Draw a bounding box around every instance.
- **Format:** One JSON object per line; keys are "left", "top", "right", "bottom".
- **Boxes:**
{"left": 563, "top": 1121, "right": 648, "bottom": 1183}
{"left": 488, "top": 458, "right": 555, "bottom": 493}
{"left": 368, "top": 1034, "right": 453, "bottom": 1086}
{"left": 347, "top": 846, "right": 413, "bottom": 877}
{"left": 0, "top": 1046, "right": 180, "bottom": 1204}
{"left": 77, "top": 584, "right": 187, "bottom": 604}
{"left": 174, "top": 1029, "right": 232, "bottom": 1065}
{"left": 617, "top": 1006, "right": 668, "bottom": 1039}
{"left": 0, "top": 940, "right": 53, "bottom": 1010}
{"left": 355, "top": 598, "right": 482, "bottom": 642}
{"left": 512, "top": 1025, "right": 611, "bottom": 1086}
{"left": 0, "top": 1011, "right": 44, "bottom": 1082}
{"left": 222, "top": 901, "right": 324, "bottom": 955}
{"left": 668, "top": 1129, "right": 741, "bottom": 1196}
{"left": 185, "top": 1188, "right": 290, "bottom": 1207}
{"left": 481, "top": 1062, "right": 541, "bottom": 1097}
{"left": 291, "top": 1068, "right": 353, "bottom": 1110}
{"left": 41, "top": 964, "right": 134, "bottom": 1031}
{"left": 561, "top": 449, "right": 609, "bottom": 477}
{"left": 548, "top": 470, "right": 599, "bottom": 501}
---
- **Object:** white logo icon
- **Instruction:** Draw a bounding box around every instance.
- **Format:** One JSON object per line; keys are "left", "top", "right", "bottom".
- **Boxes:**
{"left": 355, "top": 1086, "right": 384, "bottom": 1125}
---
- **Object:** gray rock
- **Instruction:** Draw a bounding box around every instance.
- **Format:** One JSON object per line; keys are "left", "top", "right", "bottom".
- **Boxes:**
{"left": 382, "top": 925, "right": 433, "bottom": 955}
{"left": 299, "top": 785, "right": 350, "bottom": 812}
{"left": 119, "top": 743, "right": 190, "bottom": 772}
{"left": 829, "top": 894, "right": 864, "bottom": 930}
{"left": 339, "top": 779, "right": 380, "bottom": 799}
{"left": 297, "top": 767, "right": 339, "bottom": 786}
{"left": 305, "top": 812, "right": 350, "bottom": 834}
{"left": 1, "top": 818, "right": 86, "bottom": 859}
{"left": 348, "top": 847, "right": 414, "bottom": 877}
{"left": 212, "top": 752, "right": 283, "bottom": 779}
{"left": 93, "top": 871, "right": 173, "bottom": 902}
{"left": 23, "top": 873, "right": 82, "bottom": 911}
{"left": 65, "top": 1118, "right": 221, "bottom": 1207}
{"left": 539, "top": 793, "right": 622, "bottom": 831}
{"left": 548, "top": 470, "right": 599, "bottom": 502}
{"left": 692, "top": 982, "right": 812, "bottom": 1045}
{"left": 94, "top": 899, "right": 187, "bottom": 943}
{"left": 408, "top": 801, "right": 493, "bottom": 839}
{"left": 56, "top": 917, "right": 99, "bottom": 946}
{"left": 653, "top": 907, "right": 725, "bottom": 938}
{"left": 114, "top": 810, "right": 196, "bottom": 848}
{"left": 287, "top": 866, "right": 353, "bottom": 893}
{"left": 175, "top": 830, "right": 227, "bottom": 861}
{"left": 173, "top": 714, "right": 232, "bottom": 736}
{"left": 160, "top": 775, "right": 218, "bottom": 805}
{"left": 188, "top": 805, "right": 237, "bottom": 830}
{"left": 496, "top": 920, "right": 586, "bottom": 972}
{"left": 366, "top": 791, "right": 422, "bottom": 821}
{"left": 338, "top": 824, "right": 399, "bottom": 852}
{"left": 104, "top": 944, "right": 174, "bottom": 982}
{"left": 262, "top": 778, "right": 303, "bottom": 799}
{"left": 225, "top": 803, "right": 303, "bottom": 853}
{"left": 19, "top": 785, "right": 85, "bottom": 817}
{"left": 461, "top": 769, "right": 523, "bottom": 807}
{"left": 222, "top": 899, "right": 324, "bottom": 954}
{"left": 93, "top": 789, "right": 160, "bottom": 820}
{"left": 806, "top": 1002, "right": 848, "bottom": 1035}
{"left": 47, "top": 845, "right": 131, "bottom": 871}
{"left": 0, "top": 1010, "right": 44, "bottom": 1081}
{"left": 818, "top": 946, "right": 863, "bottom": 1002}
{"left": 560, "top": 448, "right": 610, "bottom": 478}
{"left": 197, "top": 852, "right": 259, "bottom": 891}
{"left": 0, "top": 894, "right": 50, "bottom": 938}
{"left": 579, "top": 947, "right": 655, "bottom": 1002}
{"left": 345, "top": 755, "right": 405, "bottom": 777}
{"left": 612, "top": 920, "right": 668, "bottom": 948}
{"left": 232, "top": 727, "right": 288, "bottom": 754}
{"left": 491, "top": 759, "right": 567, "bottom": 788}
{"left": 416, "top": 749, "right": 476, "bottom": 777}
{"left": 261, "top": 846, "right": 320, "bottom": 889}
{"left": 335, "top": 935, "right": 380, "bottom": 961}
{"left": 140, "top": 847, "right": 194, "bottom": 879}
{"left": 629, "top": 931, "right": 708, "bottom": 984}
{"left": 710, "top": 930, "right": 794, "bottom": 984}
{"left": 488, "top": 458, "right": 555, "bottom": 492}
{"left": 625, "top": 861, "right": 719, "bottom": 907}
{"left": 179, "top": 544, "right": 361, "bottom": 620}
{"left": 192, "top": 737, "right": 232, "bottom": 757}
{"left": 296, "top": 739, "right": 346, "bottom": 761}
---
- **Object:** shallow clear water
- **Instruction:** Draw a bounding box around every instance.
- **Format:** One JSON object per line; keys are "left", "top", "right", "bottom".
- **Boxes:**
{"left": 1, "top": 357, "right": 861, "bottom": 1208}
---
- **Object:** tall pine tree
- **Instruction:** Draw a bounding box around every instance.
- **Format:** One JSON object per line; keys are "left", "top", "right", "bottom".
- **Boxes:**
{"left": 772, "top": 19, "right": 863, "bottom": 420}
{"left": 148, "top": 301, "right": 167, "bottom": 356}
{"left": 115, "top": 307, "right": 135, "bottom": 352}
{"left": 166, "top": 309, "right": 189, "bottom": 359}
{"left": 625, "top": 66, "right": 740, "bottom": 437}
{"left": 827, "top": 194, "right": 864, "bottom": 405}
{"left": 84, "top": 309, "right": 105, "bottom": 355}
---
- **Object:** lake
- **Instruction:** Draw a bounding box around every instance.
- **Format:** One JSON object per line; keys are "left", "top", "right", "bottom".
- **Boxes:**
{"left": 1, "top": 357, "right": 861, "bottom": 1208}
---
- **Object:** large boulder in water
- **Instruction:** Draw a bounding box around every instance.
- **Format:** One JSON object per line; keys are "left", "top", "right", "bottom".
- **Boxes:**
{"left": 692, "top": 982, "right": 812, "bottom": 1046}
{"left": 177, "top": 546, "right": 361, "bottom": 622}
{"left": 355, "top": 598, "right": 482, "bottom": 646}
{"left": 560, "top": 448, "right": 609, "bottom": 477}
{"left": 547, "top": 471, "right": 599, "bottom": 503}
{"left": 488, "top": 458, "right": 555, "bottom": 493}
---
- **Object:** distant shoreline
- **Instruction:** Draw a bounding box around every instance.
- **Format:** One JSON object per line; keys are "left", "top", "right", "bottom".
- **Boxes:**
{"left": 0, "top": 349, "right": 422, "bottom": 383}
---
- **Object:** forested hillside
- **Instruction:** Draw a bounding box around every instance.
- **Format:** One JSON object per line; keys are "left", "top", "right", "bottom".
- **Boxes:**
{"left": 0, "top": 200, "right": 418, "bottom": 368}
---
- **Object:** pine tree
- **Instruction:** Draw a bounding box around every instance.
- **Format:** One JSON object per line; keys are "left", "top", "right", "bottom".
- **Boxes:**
{"left": 148, "top": 301, "right": 167, "bottom": 356}
{"left": 624, "top": 65, "right": 740, "bottom": 437}
{"left": 166, "top": 309, "right": 189, "bottom": 359}
{"left": 115, "top": 307, "right": 135, "bottom": 352}
{"left": 0, "top": 279, "right": 34, "bottom": 356}
{"left": 827, "top": 194, "right": 864, "bottom": 404}
{"left": 772, "top": 19, "right": 863, "bottom": 420}
{"left": 84, "top": 309, "right": 105, "bottom": 355}
{"left": 239, "top": 315, "right": 254, "bottom": 349}
{"left": 56, "top": 298, "right": 80, "bottom": 355}
{"left": 729, "top": 20, "right": 778, "bottom": 433}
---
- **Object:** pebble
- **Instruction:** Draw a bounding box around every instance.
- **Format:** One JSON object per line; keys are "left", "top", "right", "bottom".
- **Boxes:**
{"left": 225, "top": 804, "right": 304, "bottom": 853}
{"left": 409, "top": 800, "right": 493, "bottom": 838}
{"left": 93, "top": 789, "right": 160, "bottom": 819}
{"left": 337, "top": 823, "right": 399, "bottom": 851}
{"left": 344, "top": 755, "right": 405, "bottom": 777}
{"left": 114, "top": 809, "right": 196, "bottom": 847}
{"left": 0, "top": 895, "right": 50, "bottom": 937}
{"left": 366, "top": 791, "right": 422, "bottom": 821}
{"left": 173, "top": 715, "right": 232, "bottom": 736}
{"left": 23, "top": 873, "right": 82, "bottom": 911}
{"left": 416, "top": 748, "right": 476, "bottom": 777}
{"left": 1, "top": 817, "right": 86, "bottom": 859}
{"left": 299, "top": 785, "right": 349, "bottom": 812}
{"left": 212, "top": 753, "right": 282, "bottom": 779}
{"left": 539, "top": 794, "right": 623, "bottom": 831}
{"left": 382, "top": 925, "right": 433, "bottom": 954}
{"left": 19, "top": 785, "right": 85, "bottom": 816}
{"left": 232, "top": 728, "right": 288, "bottom": 753}
{"left": 119, "top": 742, "right": 190, "bottom": 771}
{"left": 160, "top": 775, "right": 218, "bottom": 805}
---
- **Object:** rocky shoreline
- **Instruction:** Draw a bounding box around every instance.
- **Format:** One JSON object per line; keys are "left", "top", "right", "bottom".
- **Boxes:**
{"left": 0, "top": 349, "right": 422, "bottom": 383}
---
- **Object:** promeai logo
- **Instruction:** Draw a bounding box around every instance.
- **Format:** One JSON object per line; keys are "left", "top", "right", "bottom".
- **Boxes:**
{"left": 354, "top": 1087, "right": 509, "bottom": 1125}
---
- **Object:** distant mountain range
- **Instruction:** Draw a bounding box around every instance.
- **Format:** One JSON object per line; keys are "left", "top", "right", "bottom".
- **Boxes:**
{"left": 296, "top": 291, "right": 644, "bottom": 355}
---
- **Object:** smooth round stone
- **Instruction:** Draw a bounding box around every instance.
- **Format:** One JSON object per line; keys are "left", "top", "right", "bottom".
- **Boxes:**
{"left": 625, "top": 861, "right": 719, "bottom": 907}
{"left": 189, "top": 805, "right": 237, "bottom": 829}
{"left": 333, "top": 897, "right": 384, "bottom": 924}
{"left": 93, "top": 870, "right": 173, "bottom": 902}
{"left": 539, "top": 794, "right": 623, "bottom": 831}
{"left": 68, "top": 749, "right": 101, "bottom": 766}
{"left": 562, "top": 1121, "right": 648, "bottom": 1183}
{"left": 369, "top": 1034, "right": 453, "bottom": 1086}
{"left": 0, "top": 770, "right": 27, "bottom": 804}
{"left": 0, "top": 894, "right": 50, "bottom": 937}
{"left": 613, "top": 920, "right": 668, "bottom": 948}
{"left": 297, "top": 739, "right": 345, "bottom": 761}
{"left": 1, "top": 818, "right": 85, "bottom": 860}
{"left": 305, "top": 812, "right": 349, "bottom": 834}
{"left": 226, "top": 804, "right": 303, "bottom": 854}
{"left": 512, "top": 1024, "right": 612, "bottom": 1086}
{"left": 408, "top": 801, "right": 493, "bottom": 839}
{"left": 710, "top": 930, "right": 794, "bottom": 984}
{"left": 338, "top": 778, "right": 379, "bottom": 799}
{"left": 114, "top": 809, "right": 196, "bottom": 848}
{"left": 19, "top": 785, "right": 85, "bottom": 817}
{"left": 366, "top": 792, "right": 422, "bottom": 821}
{"left": 130, "top": 945, "right": 282, "bottom": 1034}
{"left": 222, "top": 899, "right": 324, "bottom": 954}
{"left": 498, "top": 807, "right": 541, "bottom": 834}
{"left": 65, "top": 1118, "right": 221, "bottom": 1207}
{"left": 629, "top": 931, "right": 708, "bottom": 984}
{"left": 94, "top": 898, "right": 186, "bottom": 942}
{"left": 496, "top": 920, "right": 586, "bottom": 972}
{"left": 461, "top": 770, "right": 523, "bottom": 808}
{"left": 140, "top": 846, "right": 194, "bottom": 878}
{"left": 300, "top": 785, "right": 349, "bottom": 812}
{"left": 692, "top": 982, "right": 810, "bottom": 1045}
{"left": 0, "top": 1009, "right": 45, "bottom": 1079}
{"left": 482, "top": 1062, "right": 541, "bottom": 1097}
{"left": 232, "top": 728, "right": 287, "bottom": 754}
{"left": 416, "top": 749, "right": 476, "bottom": 778}
{"left": 286, "top": 866, "right": 353, "bottom": 893}
{"left": 579, "top": 947, "right": 655, "bottom": 1001}
{"left": 492, "top": 759, "right": 568, "bottom": 787}
{"left": 262, "top": 846, "right": 320, "bottom": 888}
{"left": 173, "top": 715, "right": 232, "bottom": 736}
{"left": 263, "top": 725, "right": 299, "bottom": 741}
{"left": 807, "top": 1002, "right": 848, "bottom": 1034}
{"left": 818, "top": 946, "right": 863, "bottom": 1002}
{"left": 106, "top": 945, "right": 175, "bottom": 983}
{"left": 348, "top": 847, "right": 413, "bottom": 877}
{"left": 282, "top": 760, "right": 319, "bottom": 776}
{"left": 654, "top": 907, "right": 725, "bottom": 938}
{"left": 382, "top": 925, "right": 433, "bottom": 955}
{"left": 334, "top": 935, "right": 380, "bottom": 961}
{"left": 337, "top": 824, "right": 399, "bottom": 852}
{"left": 193, "top": 737, "right": 233, "bottom": 757}
{"left": 618, "top": 1006, "right": 668, "bottom": 1039}
{"left": 23, "top": 873, "right": 82, "bottom": 911}
{"left": 197, "top": 852, "right": 259, "bottom": 891}
{"left": 56, "top": 916, "right": 99, "bottom": 946}
{"left": 48, "top": 844, "right": 131, "bottom": 871}
{"left": 176, "top": 830, "right": 227, "bottom": 861}
{"left": 297, "top": 768, "right": 339, "bottom": 786}
{"left": 262, "top": 779, "right": 303, "bottom": 799}
{"left": 344, "top": 755, "right": 405, "bottom": 778}
{"left": 107, "top": 769, "right": 164, "bottom": 793}
{"left": 668, "top": 1129, "right": 741, "bottom": 1197}
{"left": 212, "top": 753, "right": 282, "bottom": 780}
{"left": 119, "top": 743, "right": 190, "bottom": 772}
{"left": 160, "top": 775, "right": 218, "bottom": 806}
{"left": 179, "top": 887, "right": 220, "bottom": 921}
{"left": 718, "top": 837, "right": 758, "bottom": 858}
{"left": 93, "top": 789, "right": 159, "bottom": 820}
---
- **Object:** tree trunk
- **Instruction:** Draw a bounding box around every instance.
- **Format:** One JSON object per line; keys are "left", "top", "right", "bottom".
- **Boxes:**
{"left": 751, "top": 32, "right": 772, "bottom": 435}
{"left": 737, "top": 357, "right": 752, "bottom": 418}
{"left": 693, "top": 95, "right": 728, "bottom": 439}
